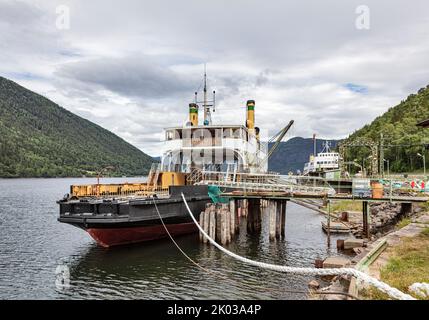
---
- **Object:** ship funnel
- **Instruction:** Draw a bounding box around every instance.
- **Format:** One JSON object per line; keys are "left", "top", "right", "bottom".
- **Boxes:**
{"left": 246, "top": 100, "right": 255, "bottom": 133}
{"left": 189, "top": 103, "right": 198, "bottom": 126}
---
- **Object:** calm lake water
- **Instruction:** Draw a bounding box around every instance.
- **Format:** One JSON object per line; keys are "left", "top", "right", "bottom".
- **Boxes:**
{"left": 0, "top": 178, "right": 345, "bottom": 300}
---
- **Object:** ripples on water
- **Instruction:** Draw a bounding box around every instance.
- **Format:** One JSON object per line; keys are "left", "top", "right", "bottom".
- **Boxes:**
{"left": 0, "top": 178, "right": 346, "bottom": 300}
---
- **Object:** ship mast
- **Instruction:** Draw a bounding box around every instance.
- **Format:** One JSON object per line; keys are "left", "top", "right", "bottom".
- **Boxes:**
{"left": 203, "top": 65, "right": 209, "bottom": 125}
{"left": 195, "top": 64, "right": 215, "bottom": 126}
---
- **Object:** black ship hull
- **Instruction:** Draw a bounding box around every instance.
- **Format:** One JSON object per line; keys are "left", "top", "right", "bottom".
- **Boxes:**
{"left": 58, "top": 185, "right": 212, "bottom": 247}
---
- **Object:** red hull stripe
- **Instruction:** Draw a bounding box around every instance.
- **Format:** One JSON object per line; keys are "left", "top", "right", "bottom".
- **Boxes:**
{"left": 87, "top": 223, "right": 198, "bottom": 247}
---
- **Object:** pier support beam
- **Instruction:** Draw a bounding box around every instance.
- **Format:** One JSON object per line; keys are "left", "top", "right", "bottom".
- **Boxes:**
{"left": 281, "top": 200, "right": 287, "bottom": 238}
{"left": 203, "top": 205, "right": 210, "bottom": 244}
{"left": 242, "top": 199, "right": 248, "bottom": 217}
{"left": 327, "top": 200, "right": 331, "bottom": 247}
{"left": 362, "top": 201, "right": 370, "bottom": 239}
{"left": 247, "top": 199, "right": 254, "bottom": 233}
{"left": 209, "top": 205, "right": 216, "bottom": 241}
{"left": 275, "top": 200, "right": 282, "bottom": 239}
{"left": 269, "top": 201, "right": 276, "bottom": 241}
{"left": 223, "top": 204, "right": 231, "bottom": 244}
{"left": 229, "top": 199, "right": 237, "bottom": 235}
{"left": 247, "top": 199, "right": 261, "bottom": 234}
{"left": 216, "top": 205, "right": 222, "bottom": 243}
{"left": 199, "top": 211, "right": 205, "bottom": 242}
{"left": 220, "top": 207, "right": 227, "bottom": 245}
{"left": 255, "top": 199, "right": 262, "bottom": 232}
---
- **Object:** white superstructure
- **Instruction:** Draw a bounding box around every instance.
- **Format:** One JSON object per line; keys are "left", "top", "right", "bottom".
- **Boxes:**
{"left": 303, "top": 141, "right": 340, "bottom": 175}
{"left": 161, "top": 124, "right": 268, "bottom": 174}
{"left": 159, "top": 73, "right": 268, "bottom": 174}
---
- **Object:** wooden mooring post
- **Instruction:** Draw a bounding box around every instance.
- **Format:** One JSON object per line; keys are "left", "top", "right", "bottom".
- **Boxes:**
{"left": 275, "top": 200, "right": 282, "bottom": 239}
{"left": 281, "top": 200, "right": 287, "bottom": 238}
{"left": 200, "top": 197, "right": 291, "bottom": 244}
{"left": 209, "top": 205, "right": 216, "bottom": 241}
{"left": 200, "top": 202, "right": 240, "bottom": 245}
{"left": 203, "top": 204, "right": 211, "bottom": 244}
{"left": 362, "top": 201, "right": 370, "bottom": 239}
{"left": 268, "top": 200, "right": 276, "bottom": 241}
{"left": 267, "top": 199, "right": 287, "bottom": 241}
{"left": 327, "top": 200, "right": 331, "bottom": 247}
{"left": 247, "top": 199, "right": 261, "bottom": 233}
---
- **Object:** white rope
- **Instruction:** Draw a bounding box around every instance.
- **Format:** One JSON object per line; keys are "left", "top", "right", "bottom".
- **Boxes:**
{"left": 181, "top": 193, "right": 415, "bottom": 300}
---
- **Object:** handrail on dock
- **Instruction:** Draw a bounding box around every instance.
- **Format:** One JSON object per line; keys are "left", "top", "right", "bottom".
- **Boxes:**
{"left": 70, "top": 183, "right": 168, "bottom": 198}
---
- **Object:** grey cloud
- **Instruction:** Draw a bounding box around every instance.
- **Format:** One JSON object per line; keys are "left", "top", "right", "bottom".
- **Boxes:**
{"left": 56, "top": 55, "right": 199, "bottom": 99}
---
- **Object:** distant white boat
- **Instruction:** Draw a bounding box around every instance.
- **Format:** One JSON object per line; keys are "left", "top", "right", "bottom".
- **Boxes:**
{"left": 303, "top": 141, "right": 341, "bottom": 176}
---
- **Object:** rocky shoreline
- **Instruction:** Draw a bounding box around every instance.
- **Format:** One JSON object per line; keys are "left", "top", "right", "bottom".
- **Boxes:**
{"left": 309, "top": 202, "right": 426, "bottom": 300}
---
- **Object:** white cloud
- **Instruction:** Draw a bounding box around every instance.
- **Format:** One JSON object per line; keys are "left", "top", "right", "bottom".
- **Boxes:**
{"left": 1, "top": 0, "right": 429, "bottom": 156}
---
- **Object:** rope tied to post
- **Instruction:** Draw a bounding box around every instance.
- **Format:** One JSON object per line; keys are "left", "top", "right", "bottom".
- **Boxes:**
{"left": 181, "top": 193, "right": 415, "bottom": 300}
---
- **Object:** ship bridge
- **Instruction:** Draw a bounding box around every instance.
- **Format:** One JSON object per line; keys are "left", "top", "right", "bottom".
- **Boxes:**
{"left": 161, "top": 124, "right": 267, "bottom": 173}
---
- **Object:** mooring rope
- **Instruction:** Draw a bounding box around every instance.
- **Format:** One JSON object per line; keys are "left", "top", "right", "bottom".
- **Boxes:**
{"left": 180, "top": 193, "right": 416, "bottom": 300}
{"left": 152, "top": 197, "right": 358, "bottom": 299}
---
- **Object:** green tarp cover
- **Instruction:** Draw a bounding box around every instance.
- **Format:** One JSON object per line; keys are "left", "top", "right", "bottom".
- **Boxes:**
{"left": 208, "top": 185, "right": 230, "bottom": 204}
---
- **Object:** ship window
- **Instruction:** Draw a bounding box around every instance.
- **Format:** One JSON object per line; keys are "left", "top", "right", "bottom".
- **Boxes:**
{"left": 166, "top": 129, "right": 182, "bottom": 140}
{"left": 166, "top": 130, "right": 174, "bottom": 140}
{"left": 232, "top": 128, "right": 243, "bottom": 140}
{"left": 224, "top": 128, "right": 233, "bottom": 138}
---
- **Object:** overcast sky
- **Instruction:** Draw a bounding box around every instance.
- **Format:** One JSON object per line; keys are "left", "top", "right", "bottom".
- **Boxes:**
{"left": 1, "top": 0, "right": 429, "bottom": 156}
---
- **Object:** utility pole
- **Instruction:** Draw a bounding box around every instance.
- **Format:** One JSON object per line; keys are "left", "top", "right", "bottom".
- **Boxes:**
{"left": 417, "top": 152, "right": 426, "bottom": 177}
{"left": 379, "top": 132, "right": 384, "bottom": 178}
{"left": 383, "top": 159, "right": 390, "bottom": 177}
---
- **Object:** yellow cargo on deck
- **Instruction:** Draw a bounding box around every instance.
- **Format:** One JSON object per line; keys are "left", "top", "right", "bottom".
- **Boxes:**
{"left": 160, "top": 172, "right": 186, "bottom": 188}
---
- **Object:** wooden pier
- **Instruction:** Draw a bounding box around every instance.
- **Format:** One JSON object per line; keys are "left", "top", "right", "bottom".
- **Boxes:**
{"left": 199, "top": 198, "right": 289, "bottom": 244}
{"left": 198, "top": 189, "right": 427, "bottom": 245}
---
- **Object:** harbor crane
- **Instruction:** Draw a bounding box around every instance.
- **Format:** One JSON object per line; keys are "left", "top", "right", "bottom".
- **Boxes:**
{"left": 258, "top": 120, "right": 294, "bottom": 170}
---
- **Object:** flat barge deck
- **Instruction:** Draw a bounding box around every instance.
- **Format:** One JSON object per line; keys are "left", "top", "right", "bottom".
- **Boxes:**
{"left": 58, "top": 185, "right": 211, "bottom": 247}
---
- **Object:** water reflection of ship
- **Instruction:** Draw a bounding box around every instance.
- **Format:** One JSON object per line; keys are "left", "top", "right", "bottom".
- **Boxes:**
{"left": 65, "top": 235, "right": 208, "bottom": 298}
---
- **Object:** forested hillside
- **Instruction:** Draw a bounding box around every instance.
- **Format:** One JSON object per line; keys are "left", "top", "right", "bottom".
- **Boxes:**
{"left": 0, "top": 76, "right": 154, "bottom": 177}
{"left": 343, "top": 85, "right": 429, "bottom": 173}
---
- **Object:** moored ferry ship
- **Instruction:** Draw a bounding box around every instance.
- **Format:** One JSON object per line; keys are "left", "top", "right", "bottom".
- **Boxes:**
{"left": 303, "top": 141, "right": 341, "bottom": 178}
{"left": 57, "top": 74, "right": 270, "bottom": 247}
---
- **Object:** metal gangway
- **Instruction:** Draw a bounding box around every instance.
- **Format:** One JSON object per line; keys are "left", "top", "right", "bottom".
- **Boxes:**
{"left": 195, "top": 169, "right": 336, "bottom": 195}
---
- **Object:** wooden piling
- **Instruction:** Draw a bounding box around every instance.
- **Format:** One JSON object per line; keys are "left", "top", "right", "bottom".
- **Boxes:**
{"left": 199, "top": 211, "right": 205, "bottom": 242}
{"left": 276, "top": 200, "right": 281, "bottom": 239}
{"left": 223, "top": 204, "right": 231, "bottom": 244}
{"left": 281, "top": 200, "right": 286, "bottom": 238}
{"left": 209, "top": 205, "right": 216, "bottom": 241}
{"left": 229, "top": 199, "right": 236, "bottom": 237}
{"left": 327, "top": 200, "right": 331, "bottom": 247}
{"left": 216, "top": 205, "right": 222, "bottom": 243}
{"left": 254, "top": 199, "right": 261, "bottom": 232}
{"left": 247, "top": 199, "right": 254, "bottom": 233}
{"left": 269, "top": 201, "right": 276, "bottom": 241}
{"left": 362, "top": 201, "right": 370, "bottom": 239}
{"left": 203, "top": 206, "right": 210, "bottom": 244}
{"left": 220, "top": 208, "right": 227, "bottom": 245}
{"left": 242, "top": 199, "right": 248, "bottom": 217}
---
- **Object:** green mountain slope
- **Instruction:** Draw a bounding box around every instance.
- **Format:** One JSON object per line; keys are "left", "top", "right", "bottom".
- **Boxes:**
{"left": 0, "top": 76, "right": 154, "bottom": 177}
{"left": 344, "top": 85, "right": 429, "bottom": 173}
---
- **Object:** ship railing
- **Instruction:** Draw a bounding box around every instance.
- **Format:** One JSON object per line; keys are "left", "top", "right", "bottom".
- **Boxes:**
{"left": 198, "top": 179, "right": 335, "bottom": 196}
{"left": 70, "top": 183, "right": 169, "bottom": 199}
{"left": 182, "top": 138, "right": 223, "bottom": 147}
